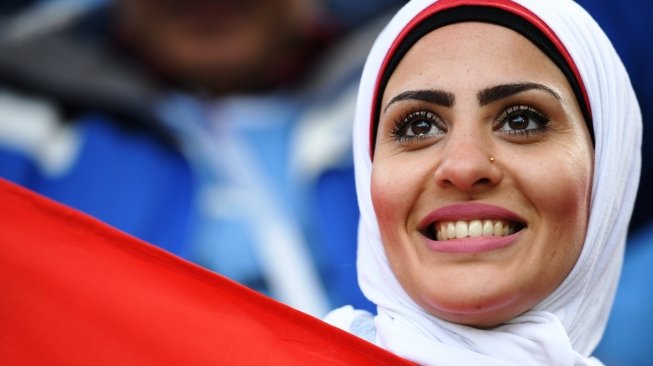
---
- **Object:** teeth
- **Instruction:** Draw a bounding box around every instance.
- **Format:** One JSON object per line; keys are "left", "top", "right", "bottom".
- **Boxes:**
{"left": 435, "top": 219, "right": 517, "bottom": 241}
{"left": 468, "top": 220, "right": 482, "bottom": 237}
{"left": 455, "top": 221, "right": 467, "bottom": 239}
{"left": 503, "top": 223, "right": 511, "bottom": 236}
{"left": 482, "top": 220, "right": 494, "bottom": 236}
{"left": 493, "top": 221, "right": 503, "bottom": 236}
{"left": 446, "top": 222, "right": 455, "bottom": 239}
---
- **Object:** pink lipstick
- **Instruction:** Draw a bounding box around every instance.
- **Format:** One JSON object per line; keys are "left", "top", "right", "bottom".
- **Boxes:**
{"left": 419, "top": 203, "right": 526, "bottom": 253}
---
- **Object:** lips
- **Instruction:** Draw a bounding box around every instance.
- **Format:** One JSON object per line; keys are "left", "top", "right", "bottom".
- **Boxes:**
{"left": 419, "top": 203, "right": 526, "bottom": 242}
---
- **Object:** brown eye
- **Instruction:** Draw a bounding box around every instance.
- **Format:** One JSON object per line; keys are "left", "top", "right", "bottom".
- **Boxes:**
{"left": 391, "top": 110, "right": 445, "bottom": 143}
{"left": 408, "top": 120, "right": 434, "bottom": 136}
{"left": 497, "top": 105, "right": 550, "bottom": 136}
{"left": 508, "top": 114, "right": 529, "bottom": 130}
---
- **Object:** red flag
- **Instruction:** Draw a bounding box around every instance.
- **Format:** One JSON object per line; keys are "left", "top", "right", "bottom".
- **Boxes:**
{"left": 0, "top": 179, "right": 412, "bottom": 365}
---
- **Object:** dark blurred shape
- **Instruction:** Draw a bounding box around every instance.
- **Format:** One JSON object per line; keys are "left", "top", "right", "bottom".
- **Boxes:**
{"left": 325, "top": 0, "right": 407, "bottom": 28}
{"left": 114, "top": 0, "right": 326, "bottom": 95}
{"left": 0, "top": 0, "right": 33, "bottom": 16}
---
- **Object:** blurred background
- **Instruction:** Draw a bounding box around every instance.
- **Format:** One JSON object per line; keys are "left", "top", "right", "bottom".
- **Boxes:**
{"left": 0, "top": 0, "right": 402, "bottom": 317}
{"left": 0, "top": 0, "right": 650, "bottom": 364}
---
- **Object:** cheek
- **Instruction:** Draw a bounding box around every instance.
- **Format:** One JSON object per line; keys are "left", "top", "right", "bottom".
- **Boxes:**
{"left": 541, "top": 149, "right": 592, "bottom": 221}
{"left": 371, "top": 162, "right": 424, "bottom": 292}
{"left": 521, "top": 145, "right": 593, "bottom": 265}
{"left": 370, "top": 161, "right": 423, "bottom": 242}
{"left": 371, "top": 166, "right": 402, "bottom": 234}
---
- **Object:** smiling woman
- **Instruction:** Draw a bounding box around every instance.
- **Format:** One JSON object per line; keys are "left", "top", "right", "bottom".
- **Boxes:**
{"left": 374, "top": 20, "right": 594, "bottom": 329}
{"left": 324, "top": 0, "right": 641, "bottom": 365}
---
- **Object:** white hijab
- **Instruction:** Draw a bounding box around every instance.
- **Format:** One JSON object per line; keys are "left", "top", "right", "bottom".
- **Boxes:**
{"left": 328, "top": 0, "right": 642, "bottom": 365}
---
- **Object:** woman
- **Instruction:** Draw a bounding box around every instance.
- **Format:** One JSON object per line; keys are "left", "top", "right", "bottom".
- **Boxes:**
{"left": 325, "top": 0, "right": 641, "bottom": 364}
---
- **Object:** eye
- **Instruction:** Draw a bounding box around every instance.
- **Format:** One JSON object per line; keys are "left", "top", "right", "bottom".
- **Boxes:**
{"left": 391, "top": 110, "right": 446, "bottom": 143}
{"left": 496, "top": 105, "right": 550, "bottom": 136}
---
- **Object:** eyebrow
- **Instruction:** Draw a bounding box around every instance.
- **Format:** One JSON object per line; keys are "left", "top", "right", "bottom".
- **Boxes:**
{"left": 383, "top": 82, "right": 561, "bottom": 114}
{"left": 477, "top": 82, "right": 561, "bottom": 105}
{"left": 383, "top": 89, "right": 454, "bottom": 113}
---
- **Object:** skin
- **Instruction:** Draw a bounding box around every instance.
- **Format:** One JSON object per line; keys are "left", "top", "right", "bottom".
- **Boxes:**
{"left": 371, "top": 22, "right": 594, "bottom": 327}
{"left": 116, "top": 0, "right": 315, "bottom": 94}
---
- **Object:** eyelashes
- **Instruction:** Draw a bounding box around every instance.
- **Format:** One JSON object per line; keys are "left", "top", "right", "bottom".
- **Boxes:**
{"left": 494, "top": 105, "right": 550, "bottom": 136}
{"left": 389, "top": 105, "right": 551, "bottom": 143}
{"left": 390, "top": 108, "right": 447, "bottom": 143}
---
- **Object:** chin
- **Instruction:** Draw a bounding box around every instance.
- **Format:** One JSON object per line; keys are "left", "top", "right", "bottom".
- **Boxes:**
{"left": 440, "top": 310, "right": 516, "bottom": 329}
{"left": 418, "top": 291, "right": 531, "bottom": 328}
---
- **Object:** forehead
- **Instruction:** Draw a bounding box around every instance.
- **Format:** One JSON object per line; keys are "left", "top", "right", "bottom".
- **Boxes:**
{"left": 383, "top": 22, "right": 565, "bottom": 97}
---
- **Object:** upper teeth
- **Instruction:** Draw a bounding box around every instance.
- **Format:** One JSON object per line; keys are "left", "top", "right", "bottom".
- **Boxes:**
{"left": 435, "top": 220, "right": 516, "bottom": 241}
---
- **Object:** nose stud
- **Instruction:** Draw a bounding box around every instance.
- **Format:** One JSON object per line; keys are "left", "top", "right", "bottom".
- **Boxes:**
{"left": 489, "top": 156, "right": 495, "bottom": 163}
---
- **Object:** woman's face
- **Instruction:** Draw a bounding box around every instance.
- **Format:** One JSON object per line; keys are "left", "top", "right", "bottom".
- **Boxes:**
{"left": 371, "top": 22, "right": 593, "bottom": 327}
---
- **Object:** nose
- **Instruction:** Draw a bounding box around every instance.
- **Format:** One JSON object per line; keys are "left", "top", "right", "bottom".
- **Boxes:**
{"left": 433, "top": 138, "right": 503, "bottom": 192}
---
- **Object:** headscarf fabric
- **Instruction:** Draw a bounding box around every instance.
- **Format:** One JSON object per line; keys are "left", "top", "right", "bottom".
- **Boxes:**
{"left": 331, "top": 0, "right": 642, "bottom": 365}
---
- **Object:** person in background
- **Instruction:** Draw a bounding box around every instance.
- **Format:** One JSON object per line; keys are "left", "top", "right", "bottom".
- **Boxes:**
{"left": 0, "top": 0, "right": 400, "bottom": 315}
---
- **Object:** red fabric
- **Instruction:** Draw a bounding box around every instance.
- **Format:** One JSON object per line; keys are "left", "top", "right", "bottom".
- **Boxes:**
{"left": 0, "top": 179, "right": 412, "bottom": 366}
